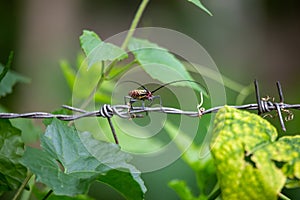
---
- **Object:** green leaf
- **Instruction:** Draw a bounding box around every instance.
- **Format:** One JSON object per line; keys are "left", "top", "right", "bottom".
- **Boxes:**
{"left": 80, "top": 30, "right": 128, "bottom": 68}
{"left": 0, "top": 119, "right": 27, "bottom": 195}
{"left": 128, "top": 38, "right": 207, "bottom": 96}
{"left": 10, "top": 119, "right": 41, "bottom": 144}
{"left": 80, "top": 131, "right": 147, "bottom": 198}
{"left": 186, "top": 0, "right": 212, "bottom": 16}
{"left": 0, "top": 64, "right": 30, "bottom": 97}
{"left": 168, "top": 180, "right": 198, "bottom": 200}
{"left": 21, "top": 119, "right": 146, "bottom": 198}
{"left": 210, "top": 106, "right": 285, "bottom": 200}
{"left": 98, "top": 170, "right": 146, "bottom": 200}
{"left": 80, "top": 30, "right": 102, "bottom": 56}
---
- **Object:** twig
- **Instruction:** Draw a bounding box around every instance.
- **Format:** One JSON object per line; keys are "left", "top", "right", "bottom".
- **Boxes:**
{"left": 42, "top": 189, "right": 53, "bottom": 200}
{"left": 12, "top": 172, "right": 33, "bottom": 200}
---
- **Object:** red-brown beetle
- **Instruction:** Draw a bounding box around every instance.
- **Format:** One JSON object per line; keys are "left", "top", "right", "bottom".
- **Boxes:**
{"left": 124, "top": 80, "right": 206, "bottom": 109}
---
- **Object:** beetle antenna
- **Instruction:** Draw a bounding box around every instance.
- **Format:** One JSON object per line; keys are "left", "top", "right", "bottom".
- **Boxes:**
{"left": 151, "top": 80, "right": 207, "bottom": 94}
{"left": 119, "top": 80, "right": 149, "bottom": 91}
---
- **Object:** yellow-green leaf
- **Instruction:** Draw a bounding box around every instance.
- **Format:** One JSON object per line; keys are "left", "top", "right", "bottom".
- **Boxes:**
{"left": 210, "top": 106, "right": 285, "bottom": 200}
{"left": 259, "top": 136, "right": 300, "bottom": 189}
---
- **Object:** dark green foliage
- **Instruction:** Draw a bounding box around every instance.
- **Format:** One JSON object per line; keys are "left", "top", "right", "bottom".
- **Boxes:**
{"left": 21, "top": 119, "right": 146, "bottom": 199}
{"left": 0, "top": 62, "right": 29, "bottom": 98}
{"left": 0, "top": 119, "right": 27, "bottom": 196}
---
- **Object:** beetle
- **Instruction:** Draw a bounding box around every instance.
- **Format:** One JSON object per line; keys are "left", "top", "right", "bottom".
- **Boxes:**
{"left": 123, "top": 79, "right": 207, "bottom": 110}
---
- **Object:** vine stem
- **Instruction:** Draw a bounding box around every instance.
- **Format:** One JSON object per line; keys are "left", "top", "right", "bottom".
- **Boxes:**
{"left": 12, "top": 172, "right": 33, "bottom": 200}
{"left": 102, "top": 0, "right": 149, "bottom": 77}
{"left": 79, "top": 0, "right": 149, "bottom": 110}
{"left": 120, "top": 0, "right": 150, "bottom": 50}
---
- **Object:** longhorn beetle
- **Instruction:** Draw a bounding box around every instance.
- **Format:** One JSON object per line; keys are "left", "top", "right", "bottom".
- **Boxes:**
{"left": 123, "top": 79, "right": 207, "bottom": 110}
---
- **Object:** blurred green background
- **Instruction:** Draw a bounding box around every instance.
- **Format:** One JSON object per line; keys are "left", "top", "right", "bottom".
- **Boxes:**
{"left": 1, "top": 0, "right": 300, "bottom": 199}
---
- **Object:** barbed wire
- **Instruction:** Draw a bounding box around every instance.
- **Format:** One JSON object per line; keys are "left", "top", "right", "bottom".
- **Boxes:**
{"left": 1, "top": 80, "right": 299, "bottom": 144}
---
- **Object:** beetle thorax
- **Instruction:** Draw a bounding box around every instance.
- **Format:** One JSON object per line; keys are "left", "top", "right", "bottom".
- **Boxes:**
{"left": 129, "top": 90, "right": 152, "bottom": 100}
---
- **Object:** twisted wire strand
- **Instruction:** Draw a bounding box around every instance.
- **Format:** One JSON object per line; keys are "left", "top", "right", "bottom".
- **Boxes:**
{"left": 0, "top": 80, "right": 299, "bottom": 141}
{"left": 0, "top": 100, "right": 299, "bottom": 145}
{"left": 0, "top": 103, "right": 299, "bottom": 120}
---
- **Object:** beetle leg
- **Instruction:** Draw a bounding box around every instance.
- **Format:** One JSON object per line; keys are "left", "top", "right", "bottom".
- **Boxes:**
{"left": 150, "top": 95, "right": 162, "bottom": 107}
{"left": 124, "top": 96, "right": 137, "bottom": 118}
{"left": 141, "top": 101, "right": 149, "bottom": 116}
{"left": 130, "top": 99, "right": 137, "bottom": 109}
{"left": 124, "top": 96, "right": 130, "bottom": 105}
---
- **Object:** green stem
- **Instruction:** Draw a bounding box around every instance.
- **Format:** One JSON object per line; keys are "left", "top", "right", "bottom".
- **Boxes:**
{"left": 235, "top": 82, "right": 255, "bottom": 105}
{"left": 104, "top": 60, "right": 137, "bottom": 80}
{"left": 103, "top": 60, "right": 118, "bottom": 78}
{"left": 121, "top": 0, "right": 150, "bottom": 50}
{"left": 0, "top": 51, "right": 14, "bottom": 83}
{"left": 195, "top": 171, "right": 205, "bottom": 195}
{"left": 12, "top": 172, "right": 33, "bottom": 200}
{"left": 207, "top": 187, "right": 221, "bottom": 200}
{"left": 42, "top": 189, "right": 53, "bottom": 200}
{"left": 103, "top": 0, "right": 149, "bottom": 78}
{"left": 278, "top": 193, "right": 291, "bottom": 200}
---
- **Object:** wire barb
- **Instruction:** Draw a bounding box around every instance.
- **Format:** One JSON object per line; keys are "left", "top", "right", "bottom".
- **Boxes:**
{"left": 197, "top": 92, "right": 205, "bottom": 117}
{"left": 254, "top": 80, "right": 292, "bottom": 132}
{"left": 276, "top": 81, "right": 284, "bottom": 103}
{"left": 254, "top": 79, "right": 263, "bottom": 115}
